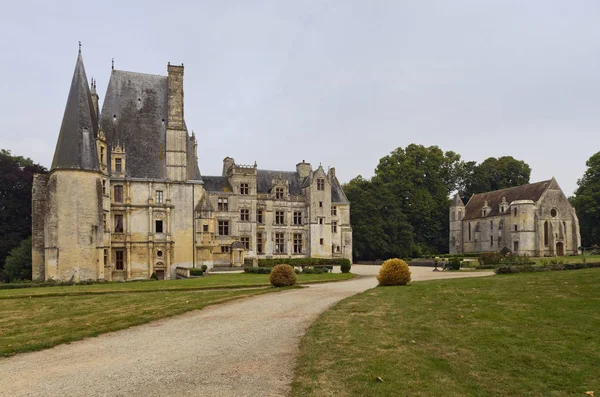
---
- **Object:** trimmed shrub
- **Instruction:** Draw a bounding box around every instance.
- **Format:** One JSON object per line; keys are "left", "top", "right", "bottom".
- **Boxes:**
{"left": 448, "top": 257, "right": 461, "bottom": 271}
{"left": 189, "top": 268, "right": 204, "bottom": 276}
{"left": 341, "top": 261, "right": 351, "bottom": 273}
{"left": 150, "top": 272, "right": 159, "bottom": 280}
{"left": 243, "top": 267, "right": 272, "bottom": 274}
{"left": 301, "top": 267, "right": 328, "bottom": 274}
{"left": 270, "top": 264, "right": 297, "bottom": 287}
{"left": 201, "top": 265, "right": 208, "bottom": 272}
{"left": 377, "top": 258, "right": 411, "bottom": 286}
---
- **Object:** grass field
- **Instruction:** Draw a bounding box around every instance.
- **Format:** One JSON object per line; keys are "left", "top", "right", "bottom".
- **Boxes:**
{"left": 0, "top": 272, "right": 354, "bottom": 356}
{"left": 0, "top": 272, "right": 355, "bottom": 298}
{"left": 292, "top": 269, "right": 600, "bottom": 396}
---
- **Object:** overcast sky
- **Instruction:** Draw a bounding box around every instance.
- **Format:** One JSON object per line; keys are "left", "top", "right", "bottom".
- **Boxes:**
{"left": 1, "top": 0, "right": 598, "bottom": 195}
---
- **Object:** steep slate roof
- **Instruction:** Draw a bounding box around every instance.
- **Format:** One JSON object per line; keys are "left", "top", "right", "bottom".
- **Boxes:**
{"left": 331, "top": 178, "right": 349, "bottom": 204}
{"left": 202, "top": 176, "right": 231, "bottom": 192}
{"left": 51, "top": 50, "right": 100, "bottom": 171}
{"left": 256, "top": 170, "right": 303, "bottom": 195}
{"left": 463, "top": 180, "right": 551, "bottom": 220}
{"left": 100, "top": 69, "right": 201, "bottom": 180}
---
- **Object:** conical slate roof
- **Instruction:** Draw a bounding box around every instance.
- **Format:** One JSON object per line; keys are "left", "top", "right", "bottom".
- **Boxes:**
{"left": 51, "top": 49, "right": 99, "bottom": 171}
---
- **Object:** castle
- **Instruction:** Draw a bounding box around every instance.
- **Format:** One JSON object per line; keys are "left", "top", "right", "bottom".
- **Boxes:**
{"left": 32, "top": 47, "right": 352, "bottom": 281}
{"left": 449, "top": 179, "right": 581, "bottom": 256}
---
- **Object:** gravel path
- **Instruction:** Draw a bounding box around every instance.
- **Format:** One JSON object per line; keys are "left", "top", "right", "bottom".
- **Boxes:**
{"left": 0, "top": 266, "right": 492, "bottom": 397}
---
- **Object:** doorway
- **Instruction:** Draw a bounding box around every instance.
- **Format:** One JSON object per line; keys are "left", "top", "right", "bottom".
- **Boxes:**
{"left": 155, "top": 270, "right": 165, "bottom": 280}
{"left": 556, "top": 242, "right": 564, "bottom": 257}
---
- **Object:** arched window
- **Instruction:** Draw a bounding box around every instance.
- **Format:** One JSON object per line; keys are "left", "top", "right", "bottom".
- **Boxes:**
{"left": 451, "top": 211, "right": 455, "bottom": 221}
{"left": 458, "top": 210, "right": 462, "bottom": 220}
{"left": 468, "top": 222, "right": 472, "bottom": 241}
{"left": 544, "top": 221, "right": 549, "bottom": 246}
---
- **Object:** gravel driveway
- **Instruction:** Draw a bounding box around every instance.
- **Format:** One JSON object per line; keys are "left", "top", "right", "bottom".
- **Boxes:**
{"left": 0, "top": 266, "right": 492, "bottom": 397}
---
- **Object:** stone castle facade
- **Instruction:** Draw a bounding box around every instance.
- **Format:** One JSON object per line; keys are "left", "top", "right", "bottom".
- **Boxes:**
{"left": 32, "top": 49, "right": 352, "bottom": 281}
{"left": 449, "top": 179, "right": 581, "bottom": 256}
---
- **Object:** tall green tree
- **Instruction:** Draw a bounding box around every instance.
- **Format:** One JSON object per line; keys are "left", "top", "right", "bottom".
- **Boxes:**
{"left": 343, "top": 176, "right": 413, "bottom": 261}
{"left": 0, "top": 149, "right": 47, "bottom": 273}
{"left": 374, "top": 144, "right": 462, "bottom": 254}
{"left": 572, "top": 152, "right": 600, "bottom": 247}
{"left": 461, "top": 156, "right": 531, "bottom": 200}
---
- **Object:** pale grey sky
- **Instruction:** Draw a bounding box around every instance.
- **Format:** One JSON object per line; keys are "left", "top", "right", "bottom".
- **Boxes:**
{"left": 1, "top": 0, "right": 599, "bottom": 195}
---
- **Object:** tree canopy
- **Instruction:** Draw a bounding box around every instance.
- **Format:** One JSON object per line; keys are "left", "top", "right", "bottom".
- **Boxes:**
{"left": 572, "top": 152, "right": 600, "bottom": 248}
{"left": 344, "top": 146, "right": 532, "bottom": 261}
{"left": 0, "top": 149, "right": 47, "bottom": 277}
{"left": 459, "top": 156, "right": 531, "bottom": 201}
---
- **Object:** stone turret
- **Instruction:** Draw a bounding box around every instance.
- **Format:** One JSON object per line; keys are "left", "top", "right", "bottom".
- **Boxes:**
{"left": 35, "top": 45, "right": 104, "bottom": 281}
{"left": 296, "top": 160, "right": 312, "bottom": 180}
{"left": 449, "top": 193, "right": 465, "bottom": 254}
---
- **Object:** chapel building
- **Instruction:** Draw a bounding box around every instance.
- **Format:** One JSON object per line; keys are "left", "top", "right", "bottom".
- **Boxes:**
{"left": 449, "top": 179, "right": 581, "bottom": 256}
{"left": 32, "top": 48, "right": 352, "bottom": 281}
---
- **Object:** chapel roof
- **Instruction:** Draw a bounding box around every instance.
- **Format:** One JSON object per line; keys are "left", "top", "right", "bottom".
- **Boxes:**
{"left": 463, "top": 179, "right": 552, "bottom": 220}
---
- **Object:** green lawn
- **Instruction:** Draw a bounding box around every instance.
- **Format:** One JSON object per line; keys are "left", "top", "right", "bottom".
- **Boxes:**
{"left": 0, "top": 272, "right": 355, "bottom": 356}
{"left": 0, "top": 272, "right": 355, "bottom": 298}
{"left": 0, "top": 288, "right": 275, "bottom": 356}
{"left": 292, "top": 269, "right": 600, "bottom": 397}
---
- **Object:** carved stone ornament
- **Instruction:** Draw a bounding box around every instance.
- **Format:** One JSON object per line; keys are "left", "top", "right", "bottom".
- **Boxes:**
{"left": 154, "top": 212, "right": 165, "bottom": 220}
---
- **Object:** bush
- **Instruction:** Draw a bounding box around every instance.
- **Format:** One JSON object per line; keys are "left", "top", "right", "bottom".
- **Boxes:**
{"left": 270, "top": 264, "right": 297, "bottom": 287}
{"left": 377, "top": 258, "right": 411, "bottom": 286}
{"left": 4, "top": 237, "right": 32, "bottom": 282}
{"left": 201, "top": 265, "right": 208, "bottom": 272}
{"left": 189, "top": 268, "right": 204, "bottom": 276}
{"left": 243, "top": 267, "right": 272, "bottom": 274}
{"left": 301, "top": 267, "right": 328, "bottom": 274}
{"left": 341, "top": 261, "right": 351, "bottom": 273}
{"left": 448, "top": 257, "right": 461, "bottom": 271}
{"left": 479, "top": 253, "right": 503, "bottom": 266}
{"left": 150, "top": 272, "right": 159, "bottom": 280}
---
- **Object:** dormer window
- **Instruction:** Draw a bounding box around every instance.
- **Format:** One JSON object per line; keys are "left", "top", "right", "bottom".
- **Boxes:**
{"left": 115, "top": 158, "right": 122, "bottom": 173}
{"left": 317, "top": 178, "right": 325, "bottom": 191}
{"left": 275, "top": 187, "right": 284, "bottom": 200}
{"left": 100, "top": 146, "right": 105, "bottom": 165}
{"left": 482, "top": 209, "right": 487, "bottom": 216}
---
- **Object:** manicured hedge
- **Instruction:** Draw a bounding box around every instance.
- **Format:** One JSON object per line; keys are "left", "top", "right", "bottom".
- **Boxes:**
{"left": 243, "top": 267, "right": 273, "bottom": 274}
{"left": 494, "top": 262, "right": 600, "bottom": 274}
{"left": 189, "top": 268, "right": 204, "bottom": 276}
{"left": 243, "top": 258, "right": 351, "bottom": 268}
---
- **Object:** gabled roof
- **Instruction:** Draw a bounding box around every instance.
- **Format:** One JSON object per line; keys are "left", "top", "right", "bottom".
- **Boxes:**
{"left": 256, "top": 170, "right": 303, "bottom": 195}
{"left": 100, "top": 69, "right": 201, "bottom": 180}
{"left": 463, "top": 180, "right": 552, "bottom": 220}
{"left": 51, "top": 50, "right": 100, "bottom": 171}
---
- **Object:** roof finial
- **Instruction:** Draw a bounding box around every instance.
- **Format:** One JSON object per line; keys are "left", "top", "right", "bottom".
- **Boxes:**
{"left": 111, "top": 58, "right": 114, "bottom": 70}
{"left": 78, "top": 41, "right": 82, "bottom": 54}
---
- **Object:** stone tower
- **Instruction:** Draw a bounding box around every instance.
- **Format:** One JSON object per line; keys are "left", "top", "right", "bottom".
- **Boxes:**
{"left": 32, "top": 46, "right": 104, "bottom": 281}
{"left": 449, "top": 193, "right": 465, "bottom": 255}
